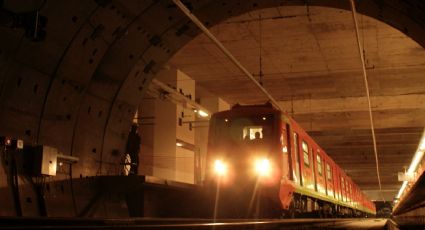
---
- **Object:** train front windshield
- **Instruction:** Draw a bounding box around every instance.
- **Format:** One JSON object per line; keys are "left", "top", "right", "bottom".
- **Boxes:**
{"left": 208, "top": 113, "right": 280, "bottom": 183}
{"left": 210, "top": 114, "right": 276, "bottom": 152}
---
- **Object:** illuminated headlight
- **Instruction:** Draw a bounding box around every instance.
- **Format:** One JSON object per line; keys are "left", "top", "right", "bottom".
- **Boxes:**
{"left": 254, "top": 158, "right": 271, "bottom": 177}
{"left": 214, "top": 159, "right": 227, "bottom": 176}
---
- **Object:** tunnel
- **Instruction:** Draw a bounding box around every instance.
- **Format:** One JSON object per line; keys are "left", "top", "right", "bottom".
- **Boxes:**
{"left": 0, "top": 0, "right": 425, "bottom": 229}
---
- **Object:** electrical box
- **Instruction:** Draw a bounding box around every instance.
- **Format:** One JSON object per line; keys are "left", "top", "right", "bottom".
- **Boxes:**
{"left": 398, "top": 172, "right": 414, "bottom": 182}
{"left": 32, "top": 145, "right": 58, "bottom": 176}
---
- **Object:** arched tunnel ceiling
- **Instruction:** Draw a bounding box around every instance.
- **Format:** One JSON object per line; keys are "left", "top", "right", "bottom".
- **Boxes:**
{"left": 168, "top": 5, "right": 425, "bottom": 200}
{"left": 0, "top": 0, "right": 424, "bottom": 201}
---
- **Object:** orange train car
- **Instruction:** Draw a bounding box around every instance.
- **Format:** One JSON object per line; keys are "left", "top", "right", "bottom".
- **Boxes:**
{"left": 205, "top": 103, "right": 375, "bottom": 218}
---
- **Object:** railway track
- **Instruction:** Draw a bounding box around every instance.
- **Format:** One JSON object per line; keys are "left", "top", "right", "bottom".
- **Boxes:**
{"left": 0, "top": 217, "right": 399, "bottom": 230}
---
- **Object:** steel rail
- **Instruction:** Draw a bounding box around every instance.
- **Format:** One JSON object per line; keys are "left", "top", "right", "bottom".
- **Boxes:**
{"left": 0, "top": 217, "right": 368, "bottom": 229}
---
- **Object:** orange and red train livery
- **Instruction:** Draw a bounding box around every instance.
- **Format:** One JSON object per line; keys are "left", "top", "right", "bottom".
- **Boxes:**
{"left": 204, "top": 103, "right": 376, "bottom": 218}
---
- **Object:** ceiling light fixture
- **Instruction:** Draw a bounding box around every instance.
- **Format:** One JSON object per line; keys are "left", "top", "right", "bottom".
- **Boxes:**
{"left": 395, "top": 131, "right": 425, "bottom": 200}
{"left": 198, "top": 110, "right": 209, "bottom": 118}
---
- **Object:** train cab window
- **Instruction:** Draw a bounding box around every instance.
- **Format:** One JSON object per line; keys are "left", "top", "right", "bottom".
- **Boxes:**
{"left": 212, "top": 114, "right": 274, "bottom": 144}
{"left": 302, "top": 141, "right": 309, "bottom": 167}
{"left": 243, "top": 126, "right": 263, "bottom": 140}
{"left": 326, "top": 163, "right": 332, "bottom": 181}
{"left": 316, "top": 154, "right": 322, "bottom": 176}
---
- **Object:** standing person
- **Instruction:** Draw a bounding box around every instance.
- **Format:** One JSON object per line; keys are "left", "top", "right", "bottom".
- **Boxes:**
{"left": 126, "top": 124, "right": 141, "bottom": 175}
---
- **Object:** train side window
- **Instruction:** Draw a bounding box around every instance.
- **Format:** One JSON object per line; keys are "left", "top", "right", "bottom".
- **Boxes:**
{"left": 326, "top": 163, "right": 332, "bottom": 181}
{"left": 316, "top": 154, "right": 322, "bottom": 176}
{"left": 302, "top": 141, "right": 309, "bottom": 167}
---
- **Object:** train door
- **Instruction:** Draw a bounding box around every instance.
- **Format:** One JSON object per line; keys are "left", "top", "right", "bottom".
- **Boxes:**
{"left": 341, "top": 176, "right": 346, "bottom": 202}
{"left": 281, "top": 123, "right": 291, "bottom": 180}
{"left": 285, "top": 124, "right": 293, "bottom": 180}
{"left": 325, "top": 163, "right": 334, "bottom": 198}
{"left": 293, "top": 132, "right": 301, "bottom": 185}
{"left": 316, "top": 152, "right": 325, "bottom": 194}
{"left": 323, "top": 159, "right": 328, "bottom": 196}
{"left": 312, "top": 147, "right": 317, "bottom": 192}
{"left": 336, "top": 171, "right": 342, "bottom": 201}
{"left": 301, "top": 140, "right": 312, "bottom": 188}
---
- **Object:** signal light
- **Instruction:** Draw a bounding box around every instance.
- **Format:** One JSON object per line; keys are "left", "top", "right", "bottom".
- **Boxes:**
{"left": 0, "top": 137, "right": 23, "bottom": 149}
{"left": 198, "top": 110, "right": 209, "bottom": 118}
{"left": 5, "top": 138, "right": 11, "bottom": 146}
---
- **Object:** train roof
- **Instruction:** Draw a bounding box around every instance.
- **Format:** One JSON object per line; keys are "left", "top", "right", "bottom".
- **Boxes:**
{"left": 212, "top": 102, "right": 280, "bottom": 118}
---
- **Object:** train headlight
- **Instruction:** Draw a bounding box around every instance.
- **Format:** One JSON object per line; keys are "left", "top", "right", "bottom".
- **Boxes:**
{"left": 254, "top": 158, "right": 271, "bottom": 177}
{"left": 213, "top": 159, "right": 227, "bottom": 176}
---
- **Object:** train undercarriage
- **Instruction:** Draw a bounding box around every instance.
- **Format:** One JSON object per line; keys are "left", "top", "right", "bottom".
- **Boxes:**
{"left": 258, "top": 193, "right": 372, "bottom": 219}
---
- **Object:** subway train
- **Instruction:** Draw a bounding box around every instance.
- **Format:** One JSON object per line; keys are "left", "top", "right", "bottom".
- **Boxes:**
{"left": 204, "top": 103, "right": 376, "bottom": 218}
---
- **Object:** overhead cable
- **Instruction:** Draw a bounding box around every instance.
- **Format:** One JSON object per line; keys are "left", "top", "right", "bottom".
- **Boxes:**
{"left": 172, "top": 0, "right": 282, "bottom": 111}
{"left": 349, "top": 0, "right": 384, "bottom": 201}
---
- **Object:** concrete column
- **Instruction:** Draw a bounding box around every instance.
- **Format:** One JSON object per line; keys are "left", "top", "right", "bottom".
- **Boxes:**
{"left": 139, "top": 68, "right": 198, "bottom": 183}
{"left": 139, "top": 68, "right": 230, "bottom": 184}
{"left": 175, "top": 70, "right": 195, "bottom": 183}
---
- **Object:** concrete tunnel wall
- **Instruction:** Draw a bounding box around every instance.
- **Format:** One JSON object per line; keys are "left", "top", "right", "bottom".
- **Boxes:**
{"left": 0, "top": 0, "right": 424, "bottom": 217}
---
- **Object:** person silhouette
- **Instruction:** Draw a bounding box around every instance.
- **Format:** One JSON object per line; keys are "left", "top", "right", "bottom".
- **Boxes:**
{"left": 254, "top": 131, "right": 261, "bottom": 140}
{"left": 126, "top": 124, "right": 140, "bottom": 175}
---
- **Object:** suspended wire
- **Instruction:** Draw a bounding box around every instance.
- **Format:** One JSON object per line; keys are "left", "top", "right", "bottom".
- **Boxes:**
{"left": 258, "top": 13, "right": 263, "bottom": 86}
{"left": 349, "top": 0, "right": 384, "bottom": 201}
{"left": 172, "top": 0, "right": 282, "bottom": 111}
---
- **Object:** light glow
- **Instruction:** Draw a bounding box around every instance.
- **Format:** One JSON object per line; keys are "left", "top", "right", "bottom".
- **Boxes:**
{"left": 395, "top": 132, "right": 425, "bottom": 201}
{"left": 214, "top": 159, "right": 227, "bottom": 176}
{"left": 420, "top": 141, "right": 425, "bottom": 151}
{"left": 407, "top": 151, "right": 424, "bottom": 173}
{"left": 396, "top": 181, "right": 408, "bottom": 199}
{"left": 176, "top": 142, "right": 183, "bottom": 147}
{"left": 254, "top": 158, "right": 271, "bottom": 177}
{"left": 198, "top": 110, "right": 209, "bottom": 117}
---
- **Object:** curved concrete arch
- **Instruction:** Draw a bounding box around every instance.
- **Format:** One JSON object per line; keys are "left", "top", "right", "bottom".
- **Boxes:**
{"left": 0, "top": 0, "right": 423, "bottom": 180}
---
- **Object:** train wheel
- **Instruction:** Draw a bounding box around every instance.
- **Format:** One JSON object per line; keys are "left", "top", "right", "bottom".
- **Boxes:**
{"left": 282, "top": 199, "right": 296, "bottom": 219}
{"left": 282, "top": 209, "right": 296, "bottom": 219}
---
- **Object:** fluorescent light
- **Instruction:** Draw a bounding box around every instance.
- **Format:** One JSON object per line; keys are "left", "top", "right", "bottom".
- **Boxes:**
{"left": 420, "top": 141, "right": 425, "bottom": 151}
{"left": 407, "top": 151, "right": 424, "bottom": 173}
{"left": 198, "top": 110, "right": 209, "bottom": 117}
{"left": 395, "top": 131, "right": 425, "bottom": 201}
{"left": 396, "top": 151, "right": 424, "bottom": 199}
{"left": 396, "top": 181, "right": 408, "bottom": 199}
